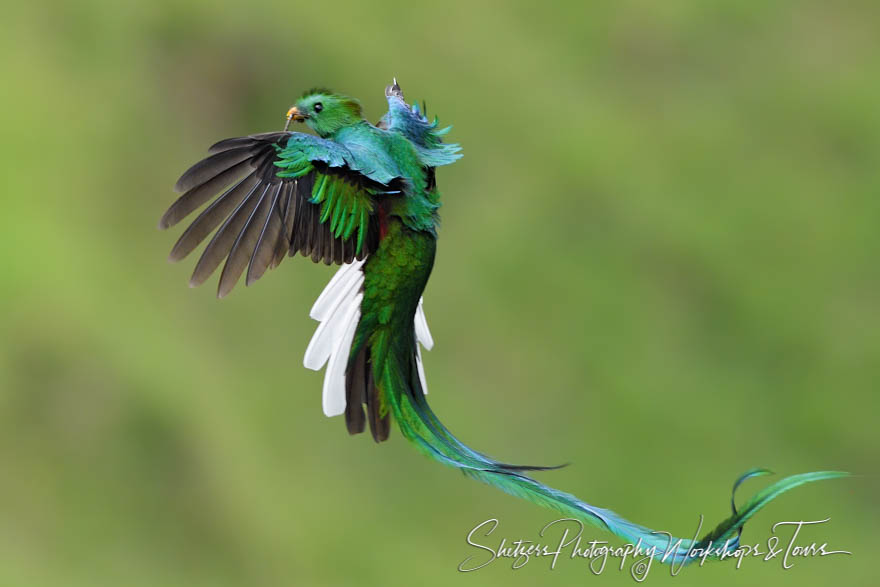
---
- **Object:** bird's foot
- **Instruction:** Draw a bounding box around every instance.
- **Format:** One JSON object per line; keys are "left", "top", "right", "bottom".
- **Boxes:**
{"left": 385, "top": 77, "right": 404, "bottom": 99}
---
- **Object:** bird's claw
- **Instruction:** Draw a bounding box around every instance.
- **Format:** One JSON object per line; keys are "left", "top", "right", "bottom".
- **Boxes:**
{"left": 385, "top": 77, "right": 403, "bottom": 99}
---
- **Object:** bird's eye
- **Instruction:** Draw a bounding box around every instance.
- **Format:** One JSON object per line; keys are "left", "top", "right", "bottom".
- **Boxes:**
{"left": 313, "top": 102, "right": 323, "bottom": 113}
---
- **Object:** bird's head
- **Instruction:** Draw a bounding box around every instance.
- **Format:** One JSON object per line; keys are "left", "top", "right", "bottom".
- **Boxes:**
{"left": 286, "top": 89, "right": 363, "bottom": 137}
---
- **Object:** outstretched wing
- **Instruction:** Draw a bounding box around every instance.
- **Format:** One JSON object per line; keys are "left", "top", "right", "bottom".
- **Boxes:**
{"left": 159, "top": 131, "right": 390, "bottom": 297}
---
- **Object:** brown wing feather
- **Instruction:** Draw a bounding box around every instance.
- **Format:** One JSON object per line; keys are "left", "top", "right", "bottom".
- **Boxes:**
{"left": 160, "top": 133, "right": 380, "bottom": 297}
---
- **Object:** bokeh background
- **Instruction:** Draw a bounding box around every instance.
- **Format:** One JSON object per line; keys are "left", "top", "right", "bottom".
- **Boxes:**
{"left": 1, "top": 1, "right": 878, "bottom": 585}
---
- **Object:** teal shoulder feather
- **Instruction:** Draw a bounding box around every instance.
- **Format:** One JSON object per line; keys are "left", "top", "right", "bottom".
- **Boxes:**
{"left": 275, "top": 130, "right": 402, "bottom": 187}
{"left": 274, "top": 131, "right": 401, "bottom": 256}
{"left": 381, "top": 96, "right": 462, "bottom": 168}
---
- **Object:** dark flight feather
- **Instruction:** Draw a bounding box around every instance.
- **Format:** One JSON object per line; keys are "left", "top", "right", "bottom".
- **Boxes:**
{"left": 218, "top": 183, "right": 273, "bottom": 298}
{"left": 208, "top": 131, "right": 289, "bottom": 154}
{"left": 168, "top": 174, "right": 259, "bottom": 261}
{"left": 247, "top": 183, "right": 284, "bottom": 286}
{"left": 270, "top": 181, "right": 295, "bottom": 268}
{"left": 190, "top": 182, "right": 262, "bottom": 288}
{"left": 174, "top": 148, "right": 257, "bottom": 194}
{"left": 160, "top": 158, "right": 255, "bottom": 229}
{"left": 161, "top": 133, "right": 380, "bottom": 296}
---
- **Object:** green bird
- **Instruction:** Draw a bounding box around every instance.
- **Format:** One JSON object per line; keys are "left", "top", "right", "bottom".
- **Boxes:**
{"left": 160, "top": 80, "right": 846, "bottom": 565}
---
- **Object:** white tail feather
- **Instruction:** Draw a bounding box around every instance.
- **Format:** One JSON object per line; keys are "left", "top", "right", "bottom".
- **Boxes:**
{"left": 305, "top": 261, "right": 434, "bottom": 417}
{"left": 416, "top": 344, "right": 429, "bottom": 394}
{"left": 415, "top": 298, "right": 434, "bottom": 350}
{"left": 303, "top": 274, "right": 363, "bottom": 369}
{"left": 321, "top": 293, "right": 362, "bottom": 416}
{"left": 309, "top": 258, "right": 365, "bottom": 320}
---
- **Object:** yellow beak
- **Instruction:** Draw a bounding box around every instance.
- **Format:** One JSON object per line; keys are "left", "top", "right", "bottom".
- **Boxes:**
{"left": 284, "top": 106, "right": 306, "bottom": 131}
{"left": 288, "top": 106, "right": 307, "bottom": 120}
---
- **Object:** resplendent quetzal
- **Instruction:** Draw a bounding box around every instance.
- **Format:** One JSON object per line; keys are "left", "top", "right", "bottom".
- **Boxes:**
{"left": 160, "top": 80, "right": 845, "bottom": 565}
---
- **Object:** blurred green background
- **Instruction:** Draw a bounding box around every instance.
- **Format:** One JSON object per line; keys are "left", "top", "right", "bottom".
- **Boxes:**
{"left": 1, "top": 1, "right": 878, "bottom": 585}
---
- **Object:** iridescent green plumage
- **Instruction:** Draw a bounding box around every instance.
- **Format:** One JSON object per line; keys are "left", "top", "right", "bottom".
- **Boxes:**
{"left": 160, "top": 80, "right": 846, "bottom": 568}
